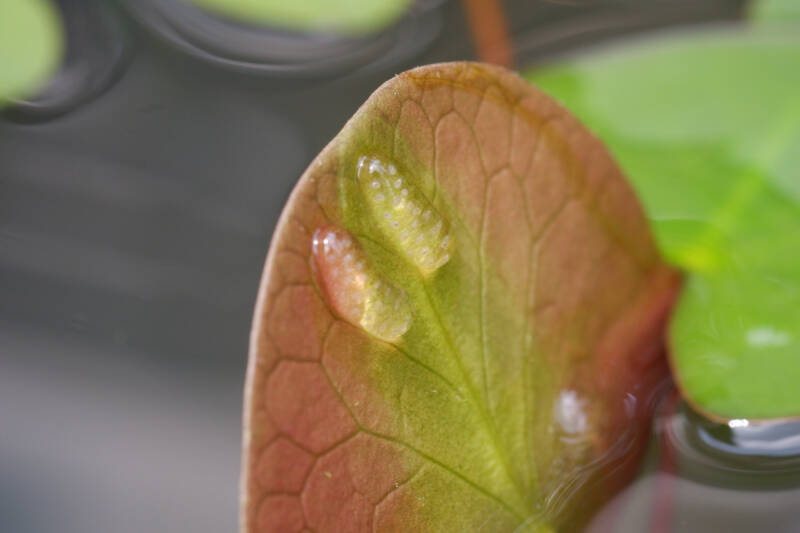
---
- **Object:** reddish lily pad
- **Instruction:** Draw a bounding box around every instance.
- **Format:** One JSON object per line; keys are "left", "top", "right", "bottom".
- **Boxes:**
{"left": 241, "top": 62, "right": 680, "bottom": 532}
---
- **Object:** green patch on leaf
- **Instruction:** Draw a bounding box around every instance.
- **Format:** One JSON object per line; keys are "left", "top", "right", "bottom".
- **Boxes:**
{"left": 527, "top": 29, "right": 800, "bottom": 420}
{"left": 188, "top": 0, "right": 415, "bottom": 35}
{"left": 0, "top": 0, "right": 63, "bottom": 105}
{"left": 242, "top": 62, "right": 678, "bottom": 532}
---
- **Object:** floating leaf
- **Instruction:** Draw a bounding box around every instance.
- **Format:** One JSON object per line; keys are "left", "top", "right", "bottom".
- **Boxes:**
{"left": 0, "top": 0, "right": 62, "bottom": 105}
{"left": 241, "top": 62, "right": 679, "bottom": 532}
{"left": 528, "top": 29, "right": 800, "bottom": 420}
{"left": 188, "top": 0, "right": 415, "bottom": 35}
{"left": 750, "top": 0, "right": 800, "bottom": 24}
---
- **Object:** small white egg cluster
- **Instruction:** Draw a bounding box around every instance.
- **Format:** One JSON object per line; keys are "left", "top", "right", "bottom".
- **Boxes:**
{"left": 356, "top": 155, "right": 453, "bottom": 276}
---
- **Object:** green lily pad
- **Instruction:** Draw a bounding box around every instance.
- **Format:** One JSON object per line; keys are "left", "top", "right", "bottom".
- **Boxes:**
{"left": 188, "top": 0, "right": 415, "bottom": 35}
{"left": 0, "top": 0, "right": 63, "bottom": 105}
{"left": 526, "top": 29, "right": 800, "bottom": 420}
{"left": 241, "top": 62, "right": 678, "bottom": 532}
{"left": 751, "top": 0, "right": 800, "bottom": 23}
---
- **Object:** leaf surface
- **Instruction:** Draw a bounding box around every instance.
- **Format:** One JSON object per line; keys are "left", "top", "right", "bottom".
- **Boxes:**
{"left": 528, "top": 29, "right": 800, "bottom": 420}
{"left": 242, "top": 62, "right": 678, "bottom": 532}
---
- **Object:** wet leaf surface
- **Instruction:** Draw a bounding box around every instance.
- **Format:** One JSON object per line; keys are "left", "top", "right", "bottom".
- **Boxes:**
{"left": 242, "top": 62, "right": 679, "bottom": 532}
{"left": 528, "top": 29, "right": 800, "bottom": 420}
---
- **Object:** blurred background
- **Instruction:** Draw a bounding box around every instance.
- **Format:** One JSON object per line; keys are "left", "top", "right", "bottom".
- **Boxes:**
{"left": 3, "top": 1, "right": 797, "bottom": 532}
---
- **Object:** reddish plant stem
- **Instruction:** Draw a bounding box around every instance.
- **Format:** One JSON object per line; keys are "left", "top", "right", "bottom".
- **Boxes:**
{"left": 460, "top": 0, "right": 514, "bottom": 68}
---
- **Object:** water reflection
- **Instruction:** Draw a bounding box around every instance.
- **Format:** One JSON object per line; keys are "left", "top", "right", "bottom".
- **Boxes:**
{"left": 727, "top": 420, "right": 800, "bottom": 456}
{"left": 122, "top": 0, "right": 445, "bottom": 78}
{"left": 587, "top": 389, "right": 800, "bottom": 532}
{"left": 666, "top": 399, "right": 800, "bottom": 483}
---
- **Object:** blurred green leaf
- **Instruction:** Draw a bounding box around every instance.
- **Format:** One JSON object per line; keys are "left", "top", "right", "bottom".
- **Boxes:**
{"left": 526, "top": 29, "right": 800, "bottom": 420}
{"left": 750, "top": 0, "right": 800, "bottom": 23}
{"left": 0, "top": 0, "right": 63, "bottom": 105}
{"left": 188, "top": 0, "right": 415, "bottom": 35}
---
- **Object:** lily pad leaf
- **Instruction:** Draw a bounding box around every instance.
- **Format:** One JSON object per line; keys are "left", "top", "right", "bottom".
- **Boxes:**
{"left": 750, "top": 0, "right": 800, "bottom": 24}
{"left": 527, "top": 29, "right": 800, "bottom": 420}
{"left": 188, "top": 0, "right": 415, "bottom": 35}
{"left": 0, "top": 0, "right": 62, "bottom": 105}
{"left": 241, "top": 62, "right": 679, "bottom": 532}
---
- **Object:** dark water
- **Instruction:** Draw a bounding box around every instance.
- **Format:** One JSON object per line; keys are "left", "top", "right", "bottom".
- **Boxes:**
{"left": 6, "top": 1, "right": 795, "bottom": 532}
{"left": 587, "top": 389, "right": 800, "bottom": 532}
